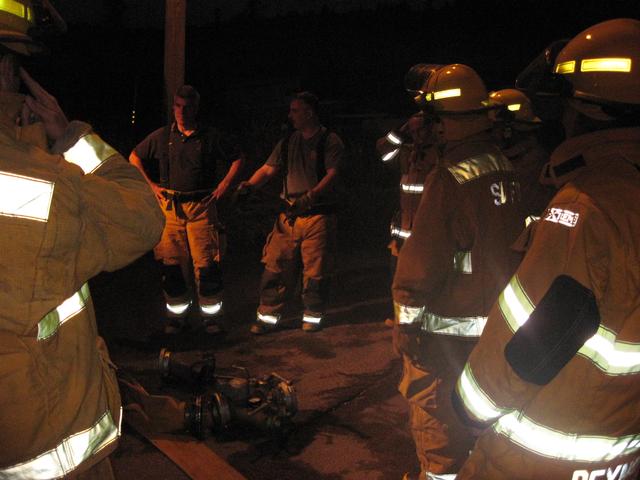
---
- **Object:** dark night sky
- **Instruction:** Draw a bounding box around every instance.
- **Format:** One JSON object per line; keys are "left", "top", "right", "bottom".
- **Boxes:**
{"left": 36, "top": 0, "right": 639, "bottom": 155}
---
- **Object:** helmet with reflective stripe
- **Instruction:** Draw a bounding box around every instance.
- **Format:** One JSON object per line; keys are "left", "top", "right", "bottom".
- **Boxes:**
{"left": 553, "top": 18, "right": 640, "bottom": 108}
{"left": 486, "top": 89, "right": 541, "bottom": 125}
{"left": 415, "top": 63, "right": 490, "bottom": 115}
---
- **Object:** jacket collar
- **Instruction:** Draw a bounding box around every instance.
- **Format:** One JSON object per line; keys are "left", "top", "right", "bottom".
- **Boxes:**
{"left": 542, "top": 127, "right": 640, "bottom": 188}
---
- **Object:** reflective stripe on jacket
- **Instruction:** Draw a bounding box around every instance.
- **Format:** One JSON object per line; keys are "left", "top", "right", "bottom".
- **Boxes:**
{"left": 0, "top": 115, "right": 164, "bottom": 477}
{"left": 455, "top": 128, "right": 640, "bottom": 479}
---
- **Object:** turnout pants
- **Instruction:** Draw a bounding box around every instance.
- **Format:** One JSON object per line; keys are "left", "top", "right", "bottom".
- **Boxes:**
{"left": 257, "top": 212, "right": 336, "bottom": 325}
{"left": 398, "top": 332, "right": 477, "bottom": 478}
{"left": 154, "top": 190, "right": 226, "bottom": 323}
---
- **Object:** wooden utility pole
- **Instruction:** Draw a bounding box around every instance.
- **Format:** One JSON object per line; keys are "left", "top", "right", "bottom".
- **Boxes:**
{"left": 164, "top": 0, "right": 186, "bottom": 122}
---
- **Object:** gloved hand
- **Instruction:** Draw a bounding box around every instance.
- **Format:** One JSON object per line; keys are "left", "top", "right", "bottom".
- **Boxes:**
{"left": 229, "top": 181, "right": 254, "bottom": 209}
{"left": 287, "top": 191, "right": 314, "bottom": 217}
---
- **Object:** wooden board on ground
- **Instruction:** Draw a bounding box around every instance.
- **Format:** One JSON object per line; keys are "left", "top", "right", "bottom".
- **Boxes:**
{"left": 125, "top": 414, "right": 246, "bottom": 480}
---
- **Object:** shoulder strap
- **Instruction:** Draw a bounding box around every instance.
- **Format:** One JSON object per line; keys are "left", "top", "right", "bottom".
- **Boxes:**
{"left": 159, "top": 125, "right": 172, "bottom": 188}
{"left": 315, "top": 128, "right": 331, "bottom": 182}
{"left": 280, "top": 130, "right": 294, "bottom": 200}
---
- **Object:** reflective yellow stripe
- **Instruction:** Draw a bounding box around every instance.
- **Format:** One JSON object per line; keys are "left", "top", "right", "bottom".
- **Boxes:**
{"left": 555, "top": 60, "right": 576, "bottom": 74}
{"left": 507, "top": 103, "right": 521, "bottom": 111}
{"left": 382, "top": 148, "right": 400, "bottom": 162}
{"left": 580, "top": 58, "right": 632, "bottom": 73}
{"left": 422, "top": 310, "right": 487, "bottom": 337}
{"left": 579, "top": 326, "right": 640, "bottom": 375}
{"left": 0, "top": 409, "right": 120, "bottom": 479}
{"left": 457, "top": 363, "right": 512, "bottom": 423}
{"left": 498, "top": 275, "right": 535, "bottom": 332}
{"left": 394, "top": 301, "right": 424, "bottom": 325}
{"left": 0, "top": 171, "right": 54, "bottom": 222}
{"left": 494, "top": 412, "right": 640, "bottom": 463}
{"left": 63, "top": 134, "right": 116, "bottom": 174}
{"left": 433, "top": 88, "right": 461, "bottom": 100}
{"left": 37, "top": 283, "right": 90, "bottom": 341}
{"left": 200, "top": 301, "right": 222, "bottom": 316}
{"left": 447, "top": 153, "right": 514, "bottom": 184}
{"left": 0, "top": 0, "right": 33, "bottom": 22}
{"left": 453, "top": 250, "right": 472, "bottom": 274}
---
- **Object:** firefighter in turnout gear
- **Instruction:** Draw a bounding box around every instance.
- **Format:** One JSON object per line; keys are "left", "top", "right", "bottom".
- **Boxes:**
{"left": 487, "top": 88, "right": 555, "bottom": 219}
{"left": 130, "top": 86, "right": 244, "bottom": 335}
{"left": 454, "top": 18, "right": 640, "bottom": 480}
{"left": 237, "top": 92, "right": 344, "bottom": 334}
{"left": 0, "top": 2, "right": 165, "bottom": 478}
{"left": 392, "top": 64, "right": 524, "bottom": 479}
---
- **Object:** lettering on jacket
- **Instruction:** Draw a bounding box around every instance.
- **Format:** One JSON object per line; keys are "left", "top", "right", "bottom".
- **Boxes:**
{"left": 544, "top": 207, "right": 580, "bottom": 227}
{"left": 490, "top": 180, "right": 520, "bottom": 206}
{"left": 572, "top": 456, "right": 640, "bottom": 480}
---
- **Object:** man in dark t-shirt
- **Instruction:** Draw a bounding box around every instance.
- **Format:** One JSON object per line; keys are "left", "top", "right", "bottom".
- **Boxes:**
{"left": 237, "top": 91, "right": 344, "bottom": 334}
{"left": 130, "top": 85, "right": 244, "bottom": 334}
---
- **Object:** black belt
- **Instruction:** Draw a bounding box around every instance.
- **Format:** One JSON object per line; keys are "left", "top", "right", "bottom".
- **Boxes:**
{"left": 162, "top": 190, "right": 212, "bottom": 203}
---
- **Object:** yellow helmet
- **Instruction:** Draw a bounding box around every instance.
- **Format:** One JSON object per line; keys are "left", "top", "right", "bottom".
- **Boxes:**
{"left": 415, "top": 64, "right": 489, "bottom": 115}
{"left": 486, "top": 89, "right": 541, "bottom": 125}
{"left": 553, "top": 18, "right": 640, "bottom": 108}
{"left": 0, "top": 0, "right": 39, "bottom": 55}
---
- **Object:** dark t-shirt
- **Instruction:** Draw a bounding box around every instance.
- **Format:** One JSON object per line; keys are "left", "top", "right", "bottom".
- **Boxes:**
{"left": 134, "top": 124, "right": 241, "bottom": 191}
{"left": 266, "top": 126, "right": 344, "bottom": 202}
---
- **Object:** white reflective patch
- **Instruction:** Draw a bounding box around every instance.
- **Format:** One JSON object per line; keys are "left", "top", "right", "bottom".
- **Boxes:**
{"left": 401, "top": 183, "right": 424, "bottom": 193}
{"left": 64, "top": 136, "right": 103, "bottom": 174}
{"left": 422, "top": 311, "right": 487, "bottom": 337}
{"left": 382, "top": 148, "right": 400, "bottom": 162}
{"left": 544, "top": 207, "right": 580, "bottom": 227}
{"left": 426, "top": 473, "right": 458, "bottom": 480}
{"left": 0, "top": 171, "right": 54, "bottom": 222}
{"left": 494, "top": 412, "right": 640, "bottom": 463}
{"left": 394, "top": 302, "right": 425, "bottom": 325}
{"left": 525, "top": 215, "right": 540, "bottom": 227}
{"left": 390, "top": 226, "right": 411, "bottom": 239}
{"left": 302, "top": 315, "right": 322, "bottom": 324}
{"left": 257, "top": 312, "right": 279, "bottom": 324}
{"left": 386, "top": 131, "right": 402, "bottom": 145}
{"left": 457, "top": 363, "right": 511, "bottom": 423}
{"left": 166, "top": 301, "right": 191, "bottom": 315}
{"left": 200, "top": 301, "right": 222, "bottom": 316}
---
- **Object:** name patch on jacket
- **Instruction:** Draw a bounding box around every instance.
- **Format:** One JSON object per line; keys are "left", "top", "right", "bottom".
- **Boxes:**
{"left": 544, "top": 207, "right": 579, "bottom": 227}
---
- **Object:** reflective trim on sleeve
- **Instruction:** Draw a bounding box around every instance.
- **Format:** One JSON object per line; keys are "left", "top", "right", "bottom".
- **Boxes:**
{"left": 498, "top": 275, "right": 535, "bottom": 333}
{"left": 456, "top": 363, "right": 512, "bottom": 423}
{"left": 401, "top": 183, "right": 424, "bottom": 194}
{"left": 0, "top": 171, "right": 54, "bottom": 222}
{"left": 426, "top": 473, "right": 458, "bottom": 480}
{"left": 257, "top": 311, "right": 279, "bottom": 325}
{"left": 386, "top": 131, "right": 402, "bottom": 145}
{"left": 390, "top": 225, "right": 411, "bottom": 239}
{"left": 0, "top": 0, "right": 33, "bottom": 22}
{"left": 382, "top": 148, "right": 400, "bottom": 162}
{"left": 302, "top": 314, "right": 322, "bottom": 324}
{"left": 63, "top": 133, "right": 117, "bottom": 174}
{"left": 579, "top": 326, "right": 640, "bottom": 375}
{"left": 525, "top": 215, "right": 540, "bottom": 227}
{"left": 422, "top": 311, "right": 487, "bottom": 337}
{"left": 447, "top": 153, "right": 514, "bottom": 184}
{"left": 200, "top": 301, "right": 223, "bottom": 317}
{"left": 37, "top": 283, "right": 91, "bottom": 341}
{"left": 0, "top": 408, "right": 120, "bottom": 479}
{"left": 494, "top": 411, "right": 640, "bottom": 463}
{"left": 166, "top": 300, "right": 191, "bottom": 316}
{"left": 453, "top": 251, "right": 472, "bottom": 274}
{"left": 394, "top": 302, "right": 425, "bottom": 325}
